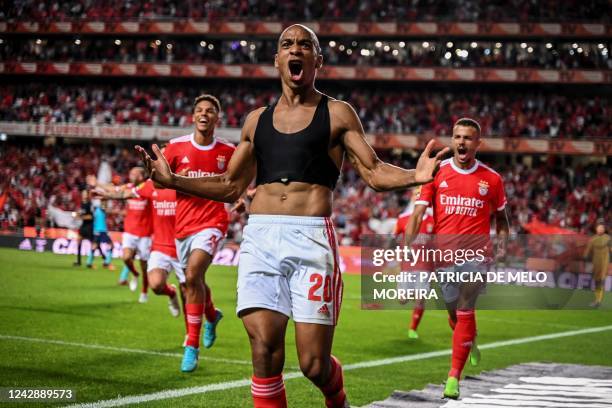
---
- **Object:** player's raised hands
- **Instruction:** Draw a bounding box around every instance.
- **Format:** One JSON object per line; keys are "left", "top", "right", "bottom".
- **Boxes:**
{"left": 135, "top": 144, "right": 174, "bottom": 187}
{"left": 415, "top": 140, "right": 450, "bottom": 184}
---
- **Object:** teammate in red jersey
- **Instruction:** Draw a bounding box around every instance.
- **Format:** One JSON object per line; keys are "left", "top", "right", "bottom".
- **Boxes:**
{"left": 394, "top": 191, "right": 434, "bottom": 339}
{"left": 96, "top": 178, "right": 186, "bottom": 328}
{"left": 137, "top": 24, "right": 447, "bottom": 407}
{"left": 160, "top": 94, "right": 235, "bottom": 372}
{"left": 103, "top": 168, "right": 154, "bottom": 302}
{"left": 406, "top": 118, "right": 509, "bottom": 399}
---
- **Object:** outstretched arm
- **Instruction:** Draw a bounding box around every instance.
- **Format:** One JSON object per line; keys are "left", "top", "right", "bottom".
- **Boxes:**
{"left": 332, "top": 101, "right": 449, "bottom": 192}
{"left": 135, "top": 108, "right": 262, "bottom": 203}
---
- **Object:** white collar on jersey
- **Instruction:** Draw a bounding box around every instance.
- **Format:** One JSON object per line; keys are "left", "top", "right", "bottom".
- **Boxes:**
{"left": 449, "top": 158, "right": 479, "bottom": 175}
{"left": 190, "top": 133, "right": 217, "bottom": 151}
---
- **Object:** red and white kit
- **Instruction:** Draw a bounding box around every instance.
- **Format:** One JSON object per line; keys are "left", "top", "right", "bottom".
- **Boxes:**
{"left": 133, "top": 180, "right": 184, "bottom": 283}
{"left": 123, "top": 182, "right": 154, "bottom": 260}
{"left": 415, "top": 159, "right": 506, "bottom": 235}
{"left": 415, "top": 158, "right": 507, "bottom": 301}
{"left": 163, "top": 133, "right": 235, "bottom": 266}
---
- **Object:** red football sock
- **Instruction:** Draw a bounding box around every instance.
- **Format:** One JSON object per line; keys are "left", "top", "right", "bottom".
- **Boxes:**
{"left": 162, "top": 283, "right": 176, "bottom": 298}
{"left": 448, "top": 309, "right": 476, "bottom": 379}
{"left": 185, "top": 303, "right": 204, "bottom": 348}
{"left": 318, "top": 355, "right": 347, "bottom": 408}
{"left": 204, "top": 285, "right": 217, "bottom": 323}
{"left": 448, "top": 315, "right": 456, "bottom": 331}
{"left": 410, "top": 305, "right": 425, "bottom": 331}
{"left": 251, "top": 374, "right": 287, "bottom": 408}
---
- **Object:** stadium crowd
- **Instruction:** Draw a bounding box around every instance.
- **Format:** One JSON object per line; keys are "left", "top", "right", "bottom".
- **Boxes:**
{"left": 2, "top": 38, "right": 609, "bottom": 70}
{"left": 1, "top": 0, "right": 608, "bottom": 22}
{"left": 1, "top": 141, "right": 609, "bottom": 245}
{"left": 1, "top": 84, "right": 609, "bottom": 139}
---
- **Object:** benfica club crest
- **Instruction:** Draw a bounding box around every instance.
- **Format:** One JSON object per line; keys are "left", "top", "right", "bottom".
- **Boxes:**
{"left": 478, "top": 180, "right": 489, "bottom": 196}
{"left": 217, "top": 155, "right": 226, "bottom": 170}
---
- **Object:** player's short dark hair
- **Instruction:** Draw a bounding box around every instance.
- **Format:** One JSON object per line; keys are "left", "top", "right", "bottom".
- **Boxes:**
{"left": 278, "top": 24, "right": 321, "bottom": 55}
{"left": 193, "top": 94, "right": 221, "bottom": 113}
{"left": 454, "top": 118, "right": 481, "bottom": 136}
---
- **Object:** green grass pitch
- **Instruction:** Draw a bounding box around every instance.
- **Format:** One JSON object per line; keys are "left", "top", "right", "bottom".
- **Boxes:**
{"left": 1, "top": 248, "right": 611, "bottom": 407}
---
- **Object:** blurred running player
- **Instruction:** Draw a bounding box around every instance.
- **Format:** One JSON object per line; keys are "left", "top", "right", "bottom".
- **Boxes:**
{"left": 87, "top": 200, "right": 114, "bottom": 269}
{"left": 73, "top": 190, "right": 94, "bottom": 267}
{"left": 406, "top": 118, "right": 509, "bottom": 399}
{"left": 137, "top": 24, "right": 447, "bottom": 407}
{"left": 584, "top": 220, "right": 610, "bottom": 308}
{"left": 395, "top": 191, "right": 434, "bottom": 339}
{"left": 96, "top": 177, "right": 186, "bottom": 324}
{"left": 99, "top": 168, "right": 154, "bottom": 302}
{"left": 144, "top": 94, "right": 235, "bottom": 372}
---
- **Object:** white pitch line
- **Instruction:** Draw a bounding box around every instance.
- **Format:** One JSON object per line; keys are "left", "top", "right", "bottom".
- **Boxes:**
{"left": 0, "top": 334, "right": 251, "bottom": 366}
{"left": 63, "top": 324, "right": 612, "bottom": 408}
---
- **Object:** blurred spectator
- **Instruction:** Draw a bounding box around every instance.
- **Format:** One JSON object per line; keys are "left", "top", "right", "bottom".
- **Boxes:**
{"left": 1, "top": 83, "right": 608, "bottom": 139}
{"left": 0, "top": 0, "right": 609, "bottom": 22}
{"left": 1, "top": 38, "right": 609, "bottom": 70}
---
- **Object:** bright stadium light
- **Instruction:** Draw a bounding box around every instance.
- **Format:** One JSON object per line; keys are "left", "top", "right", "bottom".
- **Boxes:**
{"left": 520, "top": 42, "right": 527, "bottom": 49}
{"left": 572, "top": 43, "right": 578, "bottom": 49}
{"left": 495, "top": 42, "right": 502, "bottom": 48}
{"left": 346, "top": 49, "right": 353, "bottom": 55}
{"left": 338, "top": 44, "right": 345, "bottom": 51}
{"left": 155, "top": 40, "right": 161, "bottom": 46}
{"left": 114, "top": 39, "right": 121, "bottom": 46}
{"left": 577, "top": 47, "right": 583, "bottom": 53}
{"left": 383, "top": 45, "right": 391, "bottom": 52}
{"left": 208, "top": 44, "right": 214, "bottom": 50}
{"left": 352, "top": 41, "right": 358, "bottom": 47}
{"left": 0, "top": 133, "right": 7, "bottom": 141}
{"left": 360, "top": 49, "right": 370, "bottom": 56}
{"left": 446, "top": 41, "right": 453, "bottom": 48}
{"left": 200, "top": 41, "right": 206, "bottom": 47}
{"left": 35, "top": 39, "right": 42, "bottom": 45}
{"left": 455, "top": 49, "right": 462, "bottom": 56}
{"left": 569, "top": 50, "right": 575, "bottom": 55}
{"left": 392, "top": 49, "right": 399, "bottom": 56}
{"left": 598, "top": 43, "right": 604, "bottom": 49}
{"left": 546, "top": 43, "right": 553, "bottom": 49}
{"left": 484, "top": 48, "right": 491, "bottom": 55}
{"left": 74, "top": 39, "right": 81, "bottom": 45}
{"left": 166, "top": 43, "right": 173, "bottom": 50}
{"left": 375, "top": 41, "right": 382, "bottom": 48}
{"left": 527, "top": 47, "right": 533, "bottom": 53}
{"left": 422, "top": 41, "right": 429, "bottom": 48}
{"left": 0, "top": 38, "right": 4, "bottom": 45}
{"left": 444, "top": 51, "right": 452, "bottom": 59}
{"left": 249, "top": 44, "right": 256, "bottom": 50}
{"left": 399, "top": 41, "right": 406, "bottom": 48}
{"left": 329, "top": 40, "right": 336, "bottom": 48}
{"left": 240, "top": 40, "right": 247, "bottom": 47}
{"left": 470, "top": 42, "right": 478, "bottom": 49}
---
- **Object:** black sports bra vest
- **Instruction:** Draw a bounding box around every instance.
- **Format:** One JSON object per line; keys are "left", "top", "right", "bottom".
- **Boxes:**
{"left": 254, "top": 94, "right": 340, "bottom": 189}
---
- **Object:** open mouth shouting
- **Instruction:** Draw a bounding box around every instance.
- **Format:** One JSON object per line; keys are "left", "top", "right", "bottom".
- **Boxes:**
{"left": 456, "top": 145, "right": 469, "bottom": 162}
{"left": 288, "top": 60, "right": 304, "bottom": 82}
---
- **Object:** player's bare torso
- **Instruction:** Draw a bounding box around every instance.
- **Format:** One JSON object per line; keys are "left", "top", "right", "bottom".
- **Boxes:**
{"left": 248, "top": 93, "right": 347, "bottom": 217}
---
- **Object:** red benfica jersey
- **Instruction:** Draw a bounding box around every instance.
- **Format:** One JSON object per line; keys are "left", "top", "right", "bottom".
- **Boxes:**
{"left": 134, "top": 180, "right": 177, "bottom": 258}
{"left": 415, "top": 159, "right": 506, "bottom": 235}
{"left": 164, "top": 134, "right": 235, "bottom": 239}
{"left": 123, "top": 182, "right": 153, "bottom": 237}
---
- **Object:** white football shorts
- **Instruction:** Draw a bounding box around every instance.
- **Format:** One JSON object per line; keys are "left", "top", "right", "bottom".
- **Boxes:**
{"left": 147, "top": 250, "right": 186, "bottom": 283}
{"left": 236, "top": 215, "right": 343, "bottom": 326}
{"left": 175, "top": 228, "right": 224, "bottom": 269}
{"left": 122, "top": 232, "right": 152, "bottom": 261}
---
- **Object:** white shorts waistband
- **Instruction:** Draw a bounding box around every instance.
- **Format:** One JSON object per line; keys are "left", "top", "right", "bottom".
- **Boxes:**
{"left": 247, "top": 214, "right": 329, "bottom": 227}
